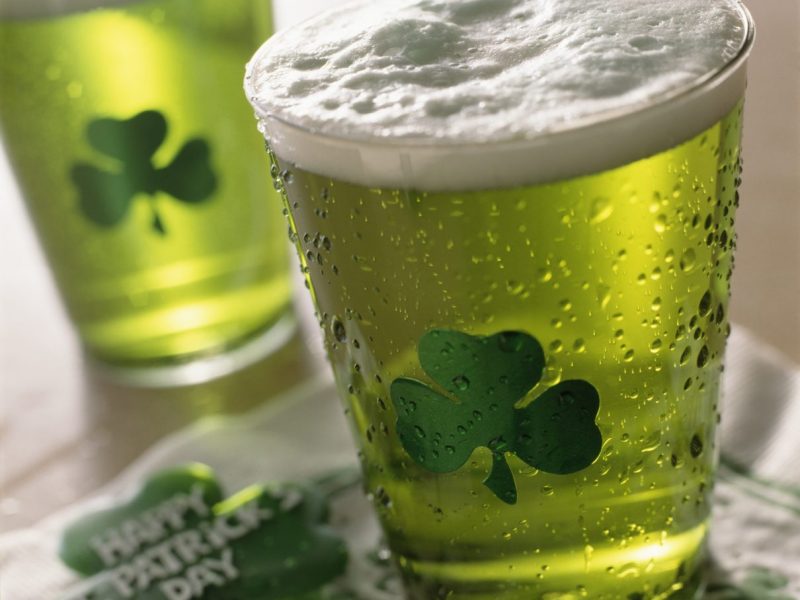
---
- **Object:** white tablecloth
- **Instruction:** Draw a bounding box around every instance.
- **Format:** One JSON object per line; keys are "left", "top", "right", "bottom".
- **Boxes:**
{"left": 1, "top": 327, "right": 798, "bottom": 599}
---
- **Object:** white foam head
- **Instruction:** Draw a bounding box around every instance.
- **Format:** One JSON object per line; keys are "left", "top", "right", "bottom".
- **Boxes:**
{"left": 246, "top": 0, "right": 753, "bottom": 191}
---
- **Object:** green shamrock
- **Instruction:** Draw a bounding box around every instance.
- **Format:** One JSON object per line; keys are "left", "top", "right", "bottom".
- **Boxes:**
{"left": 60, "top": 463, "right": 225, "bottom": 576}
{"left": 60, "top": 464, "right": 348, "bottom": 600}
{"left": 390, "top": 329, "right": 603, "bottom": 505}
{"left": 71, "top": 110, "right": 216, "bottom": 235}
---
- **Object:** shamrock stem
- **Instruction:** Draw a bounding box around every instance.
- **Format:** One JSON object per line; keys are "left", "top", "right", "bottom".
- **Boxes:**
{"left": 148, "top": 196, "right": 167, "bottom": 236}
{"left": 483, "top": 452, "right": 518, "bottom": 505}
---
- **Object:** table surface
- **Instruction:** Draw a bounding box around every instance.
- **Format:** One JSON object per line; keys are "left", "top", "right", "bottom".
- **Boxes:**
{"left": 1, "top": 0, "right": 799, "bottom": 534}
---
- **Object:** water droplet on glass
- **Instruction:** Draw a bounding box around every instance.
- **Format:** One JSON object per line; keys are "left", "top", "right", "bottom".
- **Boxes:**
{"left": 498, "top": 332, "right": 523, "bottom": 353}
{"left": 698, "top": 291, "right": 713, "bottom": 316}
{"left": 696, "top": 345, "right": 710, "bottom": 367}
{"left": 680, "top": 346, "right": 692, "bottom": 365}
{"left": 680, "top": 249, "right": 696, "bottom": 272}
{"left": 597, "top": 284, "right": 612, "bottom": 310}
{"left": 690, "top": 434, "right": 704, "bottom": 458}
{"left": 537, "top": 268, "right": 553, "bottom": 283}
{"left": 452, "top": 375, "right": 470, "bottom": 391}
{"left": 331, "top": 317, "right": 347, "bottom": 343}
{"left": 590, "top": 196, "right": 614, "bottom": 224}
{"left": 506, "top": 280, "right": 526, "bottom": 296}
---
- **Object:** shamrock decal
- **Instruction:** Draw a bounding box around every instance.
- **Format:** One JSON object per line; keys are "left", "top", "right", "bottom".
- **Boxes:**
{"left": 391, "top": 330, "right": 602, "bottom": 505}
{"left": 71, "top": 110, "right": 216, "bottom": 235}
{"left": 60, "top": 464, "right": 348, "bottom": 600}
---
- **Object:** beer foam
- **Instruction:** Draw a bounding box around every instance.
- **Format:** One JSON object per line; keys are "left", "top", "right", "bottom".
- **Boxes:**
{"left": 246, "top": 0, "right": 753, "bottom": 190}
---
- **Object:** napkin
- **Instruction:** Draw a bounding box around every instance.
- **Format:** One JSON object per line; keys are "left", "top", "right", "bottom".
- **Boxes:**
{"left": 0, "top": 327, "right": 797, "bottom": 599}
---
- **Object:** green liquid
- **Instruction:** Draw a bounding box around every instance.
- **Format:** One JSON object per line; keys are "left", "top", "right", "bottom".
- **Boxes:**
{"left": 273, "top": 104, "right": 743, "bottom": 599}
{"left": 0, "top": 0, "right": 290, "bottom": 366}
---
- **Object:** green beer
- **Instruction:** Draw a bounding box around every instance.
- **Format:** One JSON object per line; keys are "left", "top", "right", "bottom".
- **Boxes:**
{"left": 0, "top": 0, "right": 291, "bottom": 376}
{"left": 269, "top": 107, "right": 743, "bottom": 598}
{"left": 246, "top": 0, "right": 754, "bottom": 597}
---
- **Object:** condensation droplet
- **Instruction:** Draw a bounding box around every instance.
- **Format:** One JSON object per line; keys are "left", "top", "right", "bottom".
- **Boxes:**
{"left": 680, "top": 346, "right": 692, "bottom": 365}
{"left": 453, "top": 375, "right": 470, "bottom": 391}
{"left": 597, "top": 284, "right": 612, "bottom": 310}
{"left": 690, "top": 434, "right": 704, "bottom": 458}
{"left": 696, "top": 345, "right": 710, "bottom": 368}
{"left": 680, "top": 249, "right": 696, "bottom": 272}
{"left": 698, "top": 291, "right": 713, "bottom": 317}
{"left": 590, "top": 196, "right": 614, "bottom": 224}
{"left": 331, "top": 317, "right": 347, "bottom": 343}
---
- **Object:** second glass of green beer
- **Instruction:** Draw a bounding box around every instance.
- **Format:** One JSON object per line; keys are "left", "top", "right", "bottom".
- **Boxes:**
{"left": 0, "top": 0, "right": 293, "bottom": 385}
{"left": 246, "top": 0, "right": 755, "bottom": 597}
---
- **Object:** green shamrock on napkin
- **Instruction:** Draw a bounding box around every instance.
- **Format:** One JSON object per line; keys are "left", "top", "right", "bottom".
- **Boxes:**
{"left": 60, "top": 464, "right": 348, "bottom": 600}
{"left": 706, "top": 567, "right": 795, "bottom": 600}
{"left": 391, "top": 330, "right": 603, "bottom": 505}
{"left": 72, "top": 110, "right": 216, "bottom": 235}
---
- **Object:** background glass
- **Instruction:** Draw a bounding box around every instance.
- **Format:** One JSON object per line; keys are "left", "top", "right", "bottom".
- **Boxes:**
{"left": 0, "top": 0, "right": 292, "bottom": 383}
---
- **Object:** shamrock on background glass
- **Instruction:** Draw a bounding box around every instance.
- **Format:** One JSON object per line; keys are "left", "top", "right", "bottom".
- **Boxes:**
{"left": 391, "top": 329, "right": 603, "bottom": 504}
{"left": 71, "top": 110, "right": 217, "bottom": 235}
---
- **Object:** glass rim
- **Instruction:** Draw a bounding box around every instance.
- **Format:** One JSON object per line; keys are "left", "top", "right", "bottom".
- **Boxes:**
{"left": 245, "top": 1, "right": 755, "bottom": 191}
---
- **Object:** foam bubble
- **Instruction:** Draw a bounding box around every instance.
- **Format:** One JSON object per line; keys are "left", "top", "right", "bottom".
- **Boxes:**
{"left": 246, "top": 0, "right": 753, "bottom": 190}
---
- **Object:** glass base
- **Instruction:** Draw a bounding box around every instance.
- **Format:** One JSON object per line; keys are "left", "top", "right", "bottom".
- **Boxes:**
{"left": 86, "top": 312, "right": 296, "bottom": 388}
{"left": 395, "top": 532, "right": 708, "bottom": 600}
